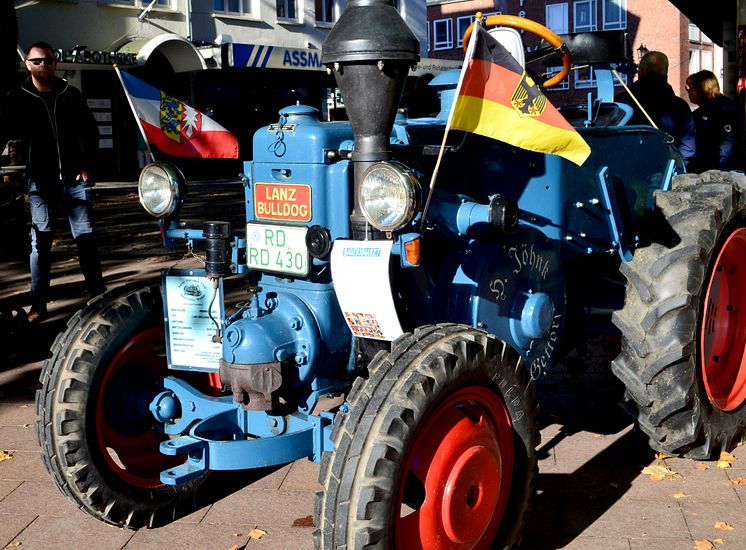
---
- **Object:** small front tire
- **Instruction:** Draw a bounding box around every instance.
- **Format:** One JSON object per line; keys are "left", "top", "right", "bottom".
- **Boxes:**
{"left": 315, "top": 324, "right": 539, "bottom": 549}
{"left": 35, "top": 285, "right": 208, "bottom": 528}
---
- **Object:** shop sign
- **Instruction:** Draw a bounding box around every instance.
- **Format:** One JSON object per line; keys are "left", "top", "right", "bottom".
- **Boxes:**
{"left": 54, "top": 49, "right": 137, "bottom": 65}
{"left": 232, "top": 44, "right": 324, "bottom": 71}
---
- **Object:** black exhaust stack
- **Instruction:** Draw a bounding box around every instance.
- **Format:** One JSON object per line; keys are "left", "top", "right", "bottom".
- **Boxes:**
{"left": 322, "top": 0, "right": 419, "bottom": 233}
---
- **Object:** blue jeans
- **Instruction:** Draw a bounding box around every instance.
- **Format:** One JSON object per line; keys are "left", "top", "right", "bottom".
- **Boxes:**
{"left": 29, "top": 179, "right": 104, "bottom": 306}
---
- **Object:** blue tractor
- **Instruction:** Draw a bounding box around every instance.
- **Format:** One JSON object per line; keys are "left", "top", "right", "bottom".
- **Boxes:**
{"left": 36, "top": 2, "right": 746, "bottom": 548}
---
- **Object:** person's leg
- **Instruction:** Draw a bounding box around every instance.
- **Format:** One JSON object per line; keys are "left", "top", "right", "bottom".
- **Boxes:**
{"left": 28, "top": 182, "right": 55, "bottom": 318}
{"left": 65, "top": 183, "right": 106, "bottom": 297}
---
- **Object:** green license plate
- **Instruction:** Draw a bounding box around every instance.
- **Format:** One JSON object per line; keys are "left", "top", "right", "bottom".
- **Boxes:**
{"left": 246, "top": 223, "right": 309, "bottom": 276}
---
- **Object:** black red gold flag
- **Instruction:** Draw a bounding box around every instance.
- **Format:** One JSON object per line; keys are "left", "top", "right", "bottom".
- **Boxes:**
{"left": 449, "top": 24, "right": 591, "bottom": 166}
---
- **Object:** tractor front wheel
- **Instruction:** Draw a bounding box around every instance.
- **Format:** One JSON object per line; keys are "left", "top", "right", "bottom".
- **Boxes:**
{"left": 35, "top": 285, "right": 208, "bottom": 528}
{"left": 314, "top": 324, "right": 538, "bottom": 549}
{"left": 612, "top": 171, "right": 746, "bottom": 458}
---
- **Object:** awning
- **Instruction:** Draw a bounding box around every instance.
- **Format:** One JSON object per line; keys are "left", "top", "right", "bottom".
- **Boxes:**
{"left": 118, "top": 34, "right": 207, "bottom": 72}
{"left": 665, "top": 0, "right": 736, "bottom": 45}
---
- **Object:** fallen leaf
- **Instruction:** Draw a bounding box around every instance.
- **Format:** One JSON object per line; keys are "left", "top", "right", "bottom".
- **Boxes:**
{"left": 694, "top": 540, "right": 715, "bottom": 550}
{"left": 714, "top": 521, "right": 735, "bottom": 531}
{"left": 5, "top": 542, "right": 22, "bottom": 548}
{"left": 713, "top": 539, "right": 725, "bottom": 545}
{"left": 696, "top": 462, "right": 710, "bottom": 471}
{"left": 655, "top": 452, "right": 673, "bottom": 459}
{"left": 642, "top": 464, "right": 681, "bottom": 480}
{"left": 717, "top": 461, "right": 732, "bottom": 469}
{"left": 673, "top": 492, "right": 688, "bottom": 499}
{"left": 248, "top": 528, "right": 267, "bottom": 540}
{"left": 0, "top": 450, "right": 13, "bottom": 463}
{"left": 720, "top": 451, "right": 738, "bottom": 462}
{"left": 730, "top": 476, "right": 746, "bottom": 486}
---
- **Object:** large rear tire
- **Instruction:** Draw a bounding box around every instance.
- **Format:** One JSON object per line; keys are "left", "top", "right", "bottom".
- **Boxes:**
{"left": 314, "top": 324, "right": 539, "bottom": 549}
{"left": 612, "top": 171, "right": 746, "bottom": 458}
{"left": 35, "top": 285, "right": 208, "bottom": 528}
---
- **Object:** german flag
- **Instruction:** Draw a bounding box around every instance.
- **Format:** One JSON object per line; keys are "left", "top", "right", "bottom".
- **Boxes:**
{"left": 449, "top": 25, "right": 590, "bottom": 166}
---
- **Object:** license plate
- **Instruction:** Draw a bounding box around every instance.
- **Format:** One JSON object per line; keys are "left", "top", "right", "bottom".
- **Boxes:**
{"left": 246, "top": 223, "right": 309, "bottom": 276}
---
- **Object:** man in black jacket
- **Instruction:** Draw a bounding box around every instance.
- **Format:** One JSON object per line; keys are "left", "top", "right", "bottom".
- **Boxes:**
{"left": 616, "top": 51, "right": 697, "bottom": 168}
{"left": 12, "top": 42, "right": 105, "bottom": 321}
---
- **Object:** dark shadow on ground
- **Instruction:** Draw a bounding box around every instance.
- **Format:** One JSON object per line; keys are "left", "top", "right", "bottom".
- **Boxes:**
{"left": 519, "top": 337, "right": 650, "bottom": 548}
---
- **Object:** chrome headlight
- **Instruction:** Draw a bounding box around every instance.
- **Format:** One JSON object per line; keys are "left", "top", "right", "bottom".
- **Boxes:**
{"left": 358, "top": 162, "right": 420, "bottom": 232}
{"left": 138, "top": 162, "right": 185, "bottom": 218}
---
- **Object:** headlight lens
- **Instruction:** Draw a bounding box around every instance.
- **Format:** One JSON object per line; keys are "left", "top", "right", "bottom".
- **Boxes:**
{"left": 138, "top": 162, "right": 184, "bottom": 218}
{"left": 358, "top": 162, "right": 420, "bottom": 232}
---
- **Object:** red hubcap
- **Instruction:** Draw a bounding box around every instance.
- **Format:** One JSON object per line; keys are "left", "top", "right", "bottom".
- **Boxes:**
{"left": 395, "top": 386, "right": 514, "bottom": 550}
{"left": 95, "top": 327, "right": 180, "bottom": 488}
{"left": 701, "top": 228, "right": 746, "bottom": 411}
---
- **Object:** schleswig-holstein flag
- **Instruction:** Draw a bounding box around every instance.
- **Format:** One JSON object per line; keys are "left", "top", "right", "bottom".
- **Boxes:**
{"left": 115, "top": 67, "right": 238, "bottom": 159}
{"left": 448, "top": 24, "right": 590, "bottom": 166}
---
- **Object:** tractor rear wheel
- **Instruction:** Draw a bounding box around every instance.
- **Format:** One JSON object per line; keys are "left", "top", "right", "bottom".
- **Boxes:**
{"left": 35, "top": 285, "right": 208, "bottom": 528}
{"left": 314, "top": 324, "right": 538, "bottom": 549}
{"left": 612, "top": 171, "right": 746, "bottom": 458}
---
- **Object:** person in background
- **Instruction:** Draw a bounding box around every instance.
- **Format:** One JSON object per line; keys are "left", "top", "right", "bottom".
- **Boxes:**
{"left": 686, "top": 70, "right": 741, "bottom": 172}
{"left": 616, "top": 51, "right": 697, "bottom": 167}
{"left": 7, "top": 41, "right": 105, "bottom": 321}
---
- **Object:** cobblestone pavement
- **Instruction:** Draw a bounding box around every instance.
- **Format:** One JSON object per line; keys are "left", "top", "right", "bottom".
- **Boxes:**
{"left": 1, "top": 181, "right": 744, "bottom": 549}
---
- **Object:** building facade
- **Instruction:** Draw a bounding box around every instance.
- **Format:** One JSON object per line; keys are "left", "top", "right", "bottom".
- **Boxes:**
{"left": 14, "top": 0, "right": 428, "bottom": 178}
{"left": 424, "top": 0, "right": 721, "bottom": 105}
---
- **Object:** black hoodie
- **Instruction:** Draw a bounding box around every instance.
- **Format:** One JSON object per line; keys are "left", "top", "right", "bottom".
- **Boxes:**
{"left": 8, "top": 75, "right": 99, "bottom": 193}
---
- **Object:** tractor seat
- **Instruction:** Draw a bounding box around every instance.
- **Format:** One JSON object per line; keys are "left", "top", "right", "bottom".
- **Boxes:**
{"left": 559, "top": 101, "right": 633, "bottom": 128}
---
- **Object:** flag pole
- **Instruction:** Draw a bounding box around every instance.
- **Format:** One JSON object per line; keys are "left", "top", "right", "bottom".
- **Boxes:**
{"left": 419, "top": 14, "right": 481, "bottom": 233}
{"left": 612, "top": 68, "right": 658, "bottom": 129}
{"left": 114, "top": 65, "right": 156, "bottom": 164}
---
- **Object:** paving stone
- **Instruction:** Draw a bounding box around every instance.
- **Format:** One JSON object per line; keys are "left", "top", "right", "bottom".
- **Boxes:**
{"left": 628, "top": 537, "right": 695, "bottom": 549}
{"left": 679, "top": 500, "right": 746, "bottom": 546}
{"left": 562, "top": 497, "right": 688, "bottom": 539}
{"left": 243, "top": 463, "right": 292, "bottom": 491}
{"left": 246, "top": 526, "right": 314, "bottom": 549}
{"left": 0, "top": 513, "right": 36, "bottom": 549}
{"left": 0, "top": 480, "right": 75, "bottom": 517}
{"left": 7, "top": 514, "right": 134, "bottom": 550}
{"left": 280, "top": 458, "right": 321, "bottom": 491}
{"left": 551, "top": 536, "right": 632, "bottom": 550}
{"left": 173, "top": 504, "right": 212, "bottom": 524}
{"left": 725, "top": 469, "right": 746, "bottom": 503}
{"left": 535, "top": 466, "right": 624, "bottom": 499}
{"left": 0, "top": 450, "right": 49, "bottom": 481}
{"left": 125, "top": 521, "right": 251, "bottom": 549}
{"left": 0, "top": 403, "right": 36, "bottom": 426}
{"left": 0, "top": 479, "right": 21, "bottom": 501}
{"left": 0, "top": 425, "right": 40, "bottom": 451}
{"left": 203, "top": 488, "right": 314, "bottom": 528}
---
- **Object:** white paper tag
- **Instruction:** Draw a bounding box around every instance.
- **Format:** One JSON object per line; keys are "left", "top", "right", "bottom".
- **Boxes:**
{"left": 330, "top": 240, "right": 403, "bottom": 341}
{"left": 164, "top": 275, "right": 222, "bottom": 370}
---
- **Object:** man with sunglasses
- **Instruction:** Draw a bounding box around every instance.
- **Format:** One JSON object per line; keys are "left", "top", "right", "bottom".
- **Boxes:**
{"left": 8, "top": 41, "right": 105, "bottom": 321}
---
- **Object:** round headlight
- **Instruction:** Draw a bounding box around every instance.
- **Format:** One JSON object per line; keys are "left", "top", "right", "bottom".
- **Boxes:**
{"left": 138, "top": 162, "right": 185, "bottom": 218}
{"left": 358, "top": 162, "right": 420, "bottom": 232}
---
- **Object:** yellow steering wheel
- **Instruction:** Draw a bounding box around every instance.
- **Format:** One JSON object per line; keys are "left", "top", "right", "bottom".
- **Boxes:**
{"left": 462, "top": 14, "right": 571, "bottom": 88}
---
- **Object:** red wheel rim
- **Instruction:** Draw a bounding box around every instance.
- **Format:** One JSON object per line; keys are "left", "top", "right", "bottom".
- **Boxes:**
{"left": 394, "top": 386, "right": 514, "bottom": 550}
{"left": 95, "top": 327, "right": 181, "bottom": 488}
{"left": 701, "top": 228, "right": 746, "bottom": 411}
